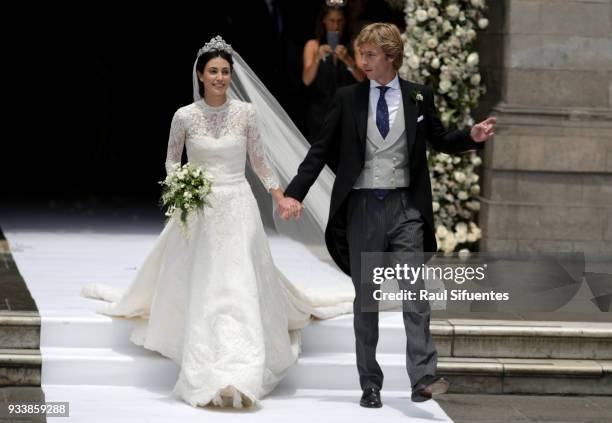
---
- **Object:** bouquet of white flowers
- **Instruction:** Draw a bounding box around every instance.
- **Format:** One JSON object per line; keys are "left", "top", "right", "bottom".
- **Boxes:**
{"left": 159, "top": 163, "right": 213, "bottom": 236}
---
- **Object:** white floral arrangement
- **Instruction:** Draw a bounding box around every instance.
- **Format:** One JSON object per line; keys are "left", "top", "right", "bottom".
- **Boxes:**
{"left": 431, "top": 152, "right": 482, "bottom": 253}
{"left": 159, "top": 163, "right": 213, "bottom": 236}
{"left": 399, "top": 0, "right": 488, "bottom": 253}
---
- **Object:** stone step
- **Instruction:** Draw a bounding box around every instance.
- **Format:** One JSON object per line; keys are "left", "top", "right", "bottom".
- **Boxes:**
{"left": 42, "top": 313, "right": 612, "bottom": 360}
{"left": 282, "top": 353, "right": 612, "bottom": 396}
{"left": 440, "top": 357, "right": 612, "bottom": 396}
{"left": 0, "top": 311, "right": 40, "bottom": 349}
{"left": 300, "top": 315, "right": 612, "bottom": 359}
{"left": 39, "top": 345, "right": 612, "bottom": 395}
{"left": 0, "top": 348, "right": 41, "bottom": 386}
{"left": 41, "top": 346, "right": 179, "bottom": 387}
{"left": 0, "top": 228, "right": 42, "bottom": 387}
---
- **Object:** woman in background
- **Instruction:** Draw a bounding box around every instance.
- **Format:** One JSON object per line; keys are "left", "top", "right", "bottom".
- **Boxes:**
{"left": 302, "top": 5, "right": 365, "bottom": 141}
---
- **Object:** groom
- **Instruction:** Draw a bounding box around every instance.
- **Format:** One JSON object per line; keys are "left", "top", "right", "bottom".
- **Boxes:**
{"left": 279, "top": 23, "right": 495, "bottom": 407}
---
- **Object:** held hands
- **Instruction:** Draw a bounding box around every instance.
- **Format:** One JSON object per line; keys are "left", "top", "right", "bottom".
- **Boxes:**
{"left": 277, "top": 197, "right": 304, "bottom": 220}
{"left": 470, "top": 117, "right": 497, "bottom": 142}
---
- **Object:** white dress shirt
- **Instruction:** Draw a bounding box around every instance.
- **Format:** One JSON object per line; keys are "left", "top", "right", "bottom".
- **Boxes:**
{"left": 369, "top": 73, "right": 402, "bottom": 129}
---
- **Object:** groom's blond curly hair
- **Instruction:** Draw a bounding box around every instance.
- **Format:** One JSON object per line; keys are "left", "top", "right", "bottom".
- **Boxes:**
{"left": 355, "top": 23, "right": 404, "bottom": 70}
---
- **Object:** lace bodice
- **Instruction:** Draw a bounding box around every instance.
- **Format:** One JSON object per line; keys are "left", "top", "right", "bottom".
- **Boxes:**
{"left": 165, "top": 98, "right": 280, "bottom": 191}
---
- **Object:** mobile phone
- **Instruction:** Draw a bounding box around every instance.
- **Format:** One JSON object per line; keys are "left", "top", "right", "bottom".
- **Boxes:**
{"left": 326, "top": 31, "right": 340, "bottom": 53}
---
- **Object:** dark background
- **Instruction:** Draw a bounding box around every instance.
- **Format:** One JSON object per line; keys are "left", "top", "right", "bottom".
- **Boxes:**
{"left": 4, "top": 1, "right": 404, "bottom": 204}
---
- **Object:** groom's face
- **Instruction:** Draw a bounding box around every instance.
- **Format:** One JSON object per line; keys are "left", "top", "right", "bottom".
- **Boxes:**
{"left": 358, "top": 43, "right": 395, "bottom": 82}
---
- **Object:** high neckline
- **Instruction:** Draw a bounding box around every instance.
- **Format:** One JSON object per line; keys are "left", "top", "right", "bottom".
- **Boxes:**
{"left": 198, "top": 97, "right": 230, "bottom": 112}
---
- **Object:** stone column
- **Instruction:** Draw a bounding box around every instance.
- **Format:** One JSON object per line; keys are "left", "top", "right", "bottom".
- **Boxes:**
{"left": 478, "top": 0, "right": 612, "bottom": 254}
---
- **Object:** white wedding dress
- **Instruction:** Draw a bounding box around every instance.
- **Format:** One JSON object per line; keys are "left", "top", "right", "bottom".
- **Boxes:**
{"left": 81, "top": 97, "right": 352, "bottom": 408}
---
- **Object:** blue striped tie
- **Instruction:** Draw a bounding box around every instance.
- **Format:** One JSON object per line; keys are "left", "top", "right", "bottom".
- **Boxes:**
{"left": 376, "top": 86, "right": 390, "bottom": 139}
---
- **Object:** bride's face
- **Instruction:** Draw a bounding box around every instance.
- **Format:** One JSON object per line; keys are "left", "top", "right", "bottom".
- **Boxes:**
{"left": 200, "top": 57, "right": 232, "bottom": 97}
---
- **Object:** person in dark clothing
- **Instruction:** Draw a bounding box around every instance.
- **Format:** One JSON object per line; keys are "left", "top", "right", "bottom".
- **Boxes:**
{"left": 302, "top": 5, "right": 365, "bottom": 142}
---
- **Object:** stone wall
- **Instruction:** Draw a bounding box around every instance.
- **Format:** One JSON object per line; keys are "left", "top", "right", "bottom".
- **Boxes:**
{"left": 477, "top": 0, "right": 612, "bottom": 255}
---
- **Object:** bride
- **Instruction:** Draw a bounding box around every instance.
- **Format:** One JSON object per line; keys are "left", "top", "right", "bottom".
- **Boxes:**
{"left": 81, "top": 36, "right": 353, "bottom": 409}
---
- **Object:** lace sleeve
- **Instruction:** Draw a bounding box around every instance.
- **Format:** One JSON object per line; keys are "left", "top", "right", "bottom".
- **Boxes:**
{"left": 245, "top": 104, "right": 280, "bottom": 191}
{"left": 164, "top": 110, "right": 186, "bottom": 175}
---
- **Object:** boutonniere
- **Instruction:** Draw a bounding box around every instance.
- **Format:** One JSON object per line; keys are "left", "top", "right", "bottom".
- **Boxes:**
{"left": 411, "top": 90, "right": 423, "bottom": 104}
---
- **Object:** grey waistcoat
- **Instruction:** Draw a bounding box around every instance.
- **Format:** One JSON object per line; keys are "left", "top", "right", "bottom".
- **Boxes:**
{"left": 353, "top": 95, "right": 410, "bottom": 189}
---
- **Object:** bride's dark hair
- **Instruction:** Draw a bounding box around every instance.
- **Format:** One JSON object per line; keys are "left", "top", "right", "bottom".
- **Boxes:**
{"left": 196, "top": 49, "right": 234, "bottom": 98}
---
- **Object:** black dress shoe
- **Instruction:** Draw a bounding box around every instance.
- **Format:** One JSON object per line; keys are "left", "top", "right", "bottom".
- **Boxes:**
{"left": 360, "top": 387, "right": 382, "bottom": 408}
{"left": 411, "top": 375, "right": 449, "bottom": 402}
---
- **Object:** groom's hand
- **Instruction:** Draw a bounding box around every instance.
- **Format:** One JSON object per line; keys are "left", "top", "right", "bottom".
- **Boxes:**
{"left": 470, "top": 117, "right": 497, "bottom": 142}
{"left": 277, "top": 197, "right": 304, "bottom": 220}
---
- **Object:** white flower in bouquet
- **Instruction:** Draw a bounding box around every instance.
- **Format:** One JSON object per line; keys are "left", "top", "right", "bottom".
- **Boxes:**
{"left": 439, "top": 78, "right": 452, "bottom": 93}
{"left": 471, "top": 156, "right": 482, "bottom": 166}
{"left": 426, "top": 37, "right": 439, "bottom": 49}
{"left": 470, "top": 224, "right": 482, "bottom": 239}
{"left": 458, "top": 248, "right": 471, "bottom": 258}
{"left": 416, "top": 8, "right": 429, "bottom": 22}
{"left": 455, "top": 230, "right": 468, "bottom": 243}
{"left": 408, "top": 54, "right": 421, "bottom": 69}
{"left": 436, "top": 225, "right": 449, "bottom": 238}
{"left": 446, "top": 4, "right": 460, "bottom": 18}
{"left": 470, "top": 73, "right": 481, "bottom": 86}
{"left": 433, "top": 201, "right": 440, "bottom": 212}
{"left": 159, "top": 162, "right": 213, "bottom": 238}
{"left": 427, "top": 7, "right": 439, "bottom": 18}
{"left": 465, "top": 201, "right": 479, "bottom": 211}
{"left": 453, "top": 171, "right": 467, "bottom": 183}
{"left": 438, "top": 152, "right": 451, "bottom": 162}
{"left": 443, "top": 233, "right": 458, "bottom": 253}
{"left": 449, "top": 35, "right": 461, "bottom": 49}
{"left": 467, "top": 52, "right": 479, "bottom": 67}
{"left": 431, "top": 57, "right": 441, "bottom": 69}
{"left": 478, "top": 18, "right": 489, "bottom": 29}
{"left": 455, "top": 222, "right": 468, "bottom": 234}
{"left": 442, "top": 20, "right": 453, "bottom": 33}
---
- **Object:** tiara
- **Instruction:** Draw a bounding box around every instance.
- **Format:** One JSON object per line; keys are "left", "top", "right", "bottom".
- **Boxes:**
{"left": 197, "top": 35, "right": 233, "bottom": 57}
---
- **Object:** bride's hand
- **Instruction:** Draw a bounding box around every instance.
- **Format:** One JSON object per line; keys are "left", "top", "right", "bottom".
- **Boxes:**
{"left": 277, "top": 196, "right": 304, "bottom": 220}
